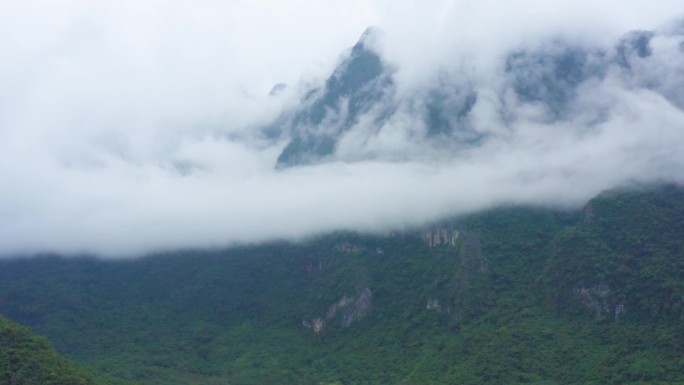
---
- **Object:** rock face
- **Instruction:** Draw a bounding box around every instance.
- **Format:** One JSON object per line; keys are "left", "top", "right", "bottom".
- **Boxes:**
{"left": 334, "top": 242, "right": 363, "bottom": 254}
{"left": 303, "top": 288, "right": 373, "bottom": 334}
{"left": 266, "top": 25, "right": 684, "bottom": 168}
{"left": 271, "top": 28, "right": 480, "bottom": 168}
{"left": 426, "top": 299, "right": 441, "bottom": 311}
{"left": 505, "top": 44, "right": 601, "bottom": 120}
{"left": 335, "top": 288, "right": 373, "bottom": 327}
{"left": 276, "top": 28, "right": 393, "bottom": 167}
{"left": 573, "top": 283, "right": 626, "bottom": 320}
{"left": 423, "top": 229, "right": 487, "bottom": 325}
{"left": 422, "top": 227, "right": 460, "bottom": 247}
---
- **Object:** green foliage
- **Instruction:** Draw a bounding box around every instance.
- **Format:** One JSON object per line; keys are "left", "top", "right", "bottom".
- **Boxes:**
{"left": 0, "top": 315, "right": 130, "bottom": 385}
{"left": 0, "top": 185, "right": 683, "bottom": 384}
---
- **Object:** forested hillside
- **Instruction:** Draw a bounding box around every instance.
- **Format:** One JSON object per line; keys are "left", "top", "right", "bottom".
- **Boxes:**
{"left": 0, "top": 315, "right": 131, "bottom": 385}
{"left": 0, "top": 185, "right": 682, "bottom": 384}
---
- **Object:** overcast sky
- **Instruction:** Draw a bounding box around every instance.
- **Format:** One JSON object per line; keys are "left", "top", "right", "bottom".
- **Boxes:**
{"left": 1, "top": 0, "right": 684, "bottom": 257}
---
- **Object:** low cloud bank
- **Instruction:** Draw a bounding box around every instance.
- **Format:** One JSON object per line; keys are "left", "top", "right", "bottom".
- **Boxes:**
{"left": 1, "top": 1, "right": 683, "bottom": 257}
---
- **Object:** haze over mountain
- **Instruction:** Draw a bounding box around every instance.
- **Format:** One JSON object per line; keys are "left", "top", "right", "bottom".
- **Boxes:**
{"left": 1, "top": 1, "right": 684, "bottom": 257}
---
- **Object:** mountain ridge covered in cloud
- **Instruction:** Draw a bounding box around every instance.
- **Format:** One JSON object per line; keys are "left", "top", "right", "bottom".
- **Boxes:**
{"left": 1, "top": 2, "right": 683, "bottom": 257}
{"left": 270, "top": 25, "right": 684, "bottom": 168}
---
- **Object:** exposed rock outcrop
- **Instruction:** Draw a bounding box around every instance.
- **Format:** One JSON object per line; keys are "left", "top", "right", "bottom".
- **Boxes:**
{"left": 303, "top": 288, "right": 373, "bottom": 334}
{"left": 334, "top": 242, "right": 363, "bottom": 254}
{"left": 426, "top": 299, "right": 441, "bottom": 311}
{"left": 573, "top": 283, "right": 626, "bottom": 320}
{"left": 302, "top": 318, "right": 325, "bottom": 334}
{"left": 422, "top": 227, "right": 460, "bottom": 247}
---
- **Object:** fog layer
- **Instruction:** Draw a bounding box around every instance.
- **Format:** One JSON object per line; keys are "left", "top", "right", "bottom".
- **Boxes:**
{"left": 1, "top": 1, "right": 683, "bottom": 257}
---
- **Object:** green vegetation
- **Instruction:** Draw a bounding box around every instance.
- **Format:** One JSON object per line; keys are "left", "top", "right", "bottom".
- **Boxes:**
{"left": 0, "top": 185, "right": 682, "bottom": 384}
{"left": 0, "top": 315, "right": 130, "bottom": 385}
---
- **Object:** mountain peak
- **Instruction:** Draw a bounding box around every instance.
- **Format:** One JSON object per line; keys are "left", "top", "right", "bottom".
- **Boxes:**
{"left": 355, "top": 26, "right": 382, "bottom": 50}
{"left": 275, "top": 27, "right": 393, "bottom": 167}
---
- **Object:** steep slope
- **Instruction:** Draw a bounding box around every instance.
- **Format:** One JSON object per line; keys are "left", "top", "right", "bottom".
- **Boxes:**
{"left": 0, "top": 185, "right": 682, "bottom": 384}
{"left": 0, "top": 315, "right": 129, "bottom": 385}
{"left": 269, "top": 26, "right": 684, "bottom": 167}
{"left": 275, "top": 28, "right": 394, "bottom": 167}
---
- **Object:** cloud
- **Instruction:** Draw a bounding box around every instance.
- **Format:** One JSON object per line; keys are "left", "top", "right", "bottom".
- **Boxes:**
{"left": 1, "top": 0, "right": 684, "bottom": 257}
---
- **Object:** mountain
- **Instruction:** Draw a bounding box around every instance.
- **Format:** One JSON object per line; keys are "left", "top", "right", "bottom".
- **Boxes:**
{"left": 0, "top": 315, "right": 130, "bottom": 385}
{"left": 269, "top": 26, "right": 684, "bottom": 167}
{"left": 0, "top": 184, "right": 682, "bottom": 384}
{"left": 270, "top": 27, "right": 481, "bottom": 167}
{"left": 274, "top": 28, "right": 395, "bottom": 167}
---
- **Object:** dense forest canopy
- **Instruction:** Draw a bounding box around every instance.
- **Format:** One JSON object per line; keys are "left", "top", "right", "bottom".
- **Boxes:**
{"left": 1, "top": 185, "right": 682, "bottom": 384}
